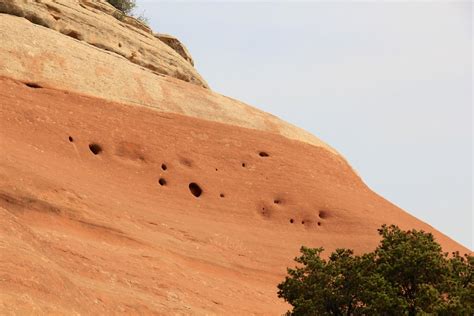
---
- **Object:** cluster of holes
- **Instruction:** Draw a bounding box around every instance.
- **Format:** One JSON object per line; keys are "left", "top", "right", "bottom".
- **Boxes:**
{"left": 66, "top": 133, "right": 277, "bottom": 201}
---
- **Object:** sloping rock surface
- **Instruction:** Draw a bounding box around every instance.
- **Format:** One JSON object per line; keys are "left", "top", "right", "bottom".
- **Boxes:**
{"left": 0, "top": 3, "right": 470, "bottom": 315}
{"left": 0, "top": 0, "right": 208, "bottom": 88}
{"left": 0, "top": 77, "right": 468, "bottom": 314}
{"left": 0, "top": 13, "right": 337, "bottom": 155}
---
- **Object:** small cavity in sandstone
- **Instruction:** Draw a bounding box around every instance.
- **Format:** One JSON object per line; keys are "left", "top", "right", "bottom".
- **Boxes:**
{"left": 317, "top": 222, "right": 322, "bottom": 226}
{"left": 68, "top": 136, "right": 74, "bottom": 142}
{"left": 89, "top": 143, "right": 102, "bottom": 155}
{"left": 274, "top": 199, "right": 281, "bottom": 205}
{"left": 220, "top": 193, "right": 225, "bottom": 198}
{"left": 159, "top": 178, "right": 167, "bottom": 186}
{"left": 161, "top": 164, "right": 167, "bottom": 171}
{"left": 189, "top": 183, "right": 202, "bottom": 198}
{"left": 289, "top": 219, "right": 294, "bottom": 224}
{"left": 319, "top": 210, "right": 328, "bottom": 219}
{"left": 259, "top": 152, "right": 269, "bottom": 157}
{"left": 64, "top": 30, "right": 83, "bottom": 40}
{"left": 25, "top": 82, "right": 42, "bottom": 89}
{"left": 241, "top": 163, "right": 246, "bottom": 168}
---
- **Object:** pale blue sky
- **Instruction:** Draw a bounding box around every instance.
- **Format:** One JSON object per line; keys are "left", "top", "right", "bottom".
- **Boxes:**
{"left": 136, "top": 1, "right": 472, "bottom": 249}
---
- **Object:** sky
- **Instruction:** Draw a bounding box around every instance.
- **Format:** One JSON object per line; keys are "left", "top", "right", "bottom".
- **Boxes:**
{"left": 136, "top": 1, "right": 472, "bottom": 249}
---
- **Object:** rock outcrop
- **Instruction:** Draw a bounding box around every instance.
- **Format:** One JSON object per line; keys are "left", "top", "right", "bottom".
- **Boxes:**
{"left": 0, "top": 0, "right": 208, "bottom": 88}
{"left": 0, "top": 3, "right": 470, "bottom": 315}
{"left": 156, "top": 33, "right": 195, "bottom": 66}
{"left": 0, "top": 13, "right": 337, "bottom": 154}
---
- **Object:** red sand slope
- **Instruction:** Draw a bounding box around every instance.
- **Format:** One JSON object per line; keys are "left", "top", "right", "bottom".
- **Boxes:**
{"left": 0, "top": 77, "right": 469, "bottom": 314}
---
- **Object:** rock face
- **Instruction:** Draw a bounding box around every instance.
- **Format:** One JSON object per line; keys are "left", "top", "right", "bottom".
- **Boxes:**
{"left": 0, "top": 13, "right": 336, "bottom": 154}
{"left": 0, "top": 0, "right": 208, "bottom": 88}
{"left": 0, "top": 4, "right": 470, "bottom": 315}
{"left": 156, "top": 33, "right": 195, "bottom": 66}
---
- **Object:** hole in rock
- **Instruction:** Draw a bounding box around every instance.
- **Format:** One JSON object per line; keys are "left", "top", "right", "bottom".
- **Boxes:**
{"left": 25, "top": 82, "right": 42, "bottom": 89}
{"left": 65, "top": 30, "right": 82, "bottom": 40}
{"left": 161, "top": 164, "right": 167, "bottom": 171}
{"left": 274, "top": 199, "right": 281, "bottom": 205}
{"left": 319, "top": 210, "right": 328, "bottom": 219}
{"left": 118, "top": 43, "right": 122, "bottom": 47}
{"left": 68, "top": 136, "right": 74, "bottom": 142}
{"left": 89, "top": 143, "right": 102, "bottom": 155}
{"left": 241, "top": 163, "right": 246, "bottom": 168}
{"left": 317, "top": 222, "right": 322, "bottom": 226}
{"left": 259, "top": 152, "right": 269, "bottom": 157}
{"left": 289, "top": 219, "right": 294, "bottom": 224}
{"left": 220, "top": 193, "right": 225, "bottom": 198}
{"left": 301, "top": 220, "right": 305, "bottom": 225}
{"left": 189, "top": 183, "right": 202, "bottom": 198}
{"left": 158, "top": 178, "right": 167, "bottom": 186}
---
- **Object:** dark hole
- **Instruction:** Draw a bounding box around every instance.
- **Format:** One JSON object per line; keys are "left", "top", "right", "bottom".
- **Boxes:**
{"left": 241, "top": 163, "right": 246, "bottom": 168}
{"left": 274, "top": 199, "right": 281, "bottom": 204}
{"left": 317, "top": 222, "right": 322, "bottom": 226}
{"left": 118, "top": 43, "right": 122, "bottom": 48}
{"left": 259, "top": 152, "right": 269, "bottom": 157}
{"left": 189, "top": 182, "right": 202, "bottom": 198}
{"left": 89, "top": 143, "right": 102, "bottom": 155}
{"left": 25, "top": 82, "right": 42, "bottom": 89}
{"left": 215, "top": 168, "right": 218, "bottom": 171}
{"left": 158, "top": 178, "right": 167, "bottom": 186}
{"left": 161, "top": 164, "right": 167, "bottom": 171}
{"left": 301, "top": 221, "right": 305, "bottom": 224}
{"left": 289, "top": 219, "right": 294, "bottom": 224}
{"left": 220, "top": 193, "right": 225, "bottom": 198}
{"left": 319, "top": 210, "right": 328, "bottom": 219}
{"left": 68, "top": 136, "right": 74, "bottom": 142}
{"left": 65, "top": 30, "right": 82, "bottom": 40}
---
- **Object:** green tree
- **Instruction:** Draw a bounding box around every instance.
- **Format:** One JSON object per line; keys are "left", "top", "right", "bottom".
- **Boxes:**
{"left": 375, "top": 225, "right": 448, "bottom": 315}
{"left": 277, "top": 247, "right": 399, "bottom": 315}
{"left": 277, "top": 225, "right": 473, "bottom": 315}
{"left": 106, "top": 0, "right": 136, "bottom": 15}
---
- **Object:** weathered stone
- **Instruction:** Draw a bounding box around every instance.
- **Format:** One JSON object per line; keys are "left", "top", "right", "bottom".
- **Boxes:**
{"left": 0, "top": 0, "right": 208, "bottom": 88}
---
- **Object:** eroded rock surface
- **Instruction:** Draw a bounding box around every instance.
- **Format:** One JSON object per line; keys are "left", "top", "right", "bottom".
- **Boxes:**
{"left": 0, "top": 14, "right": 338, "bottom": 155}
{"left": 0, "top": 3, "right": 470, "bottom": 315}
{"left": 0, "top": 0, "right": 208, "bottom": 88}
{"left": 0, "top": 77, "right": 469, "bottom": 314}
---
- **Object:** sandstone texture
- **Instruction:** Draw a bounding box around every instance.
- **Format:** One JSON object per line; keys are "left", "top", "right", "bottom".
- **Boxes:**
{"left": 0, "top": 3, "right": 470, "bottom": 315}
{"left": 0, "top": 0, "right": 208, "bottom": 88}
{"left": 0, "top": 13, "right": 338, "bottom": 155}
{"left": 156, "top": 33, "right": 195, "bottom": 66}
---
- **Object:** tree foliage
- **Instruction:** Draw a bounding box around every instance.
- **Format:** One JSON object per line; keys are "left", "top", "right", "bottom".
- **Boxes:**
{"left": 106, "top": 0, "right": 136, "bottom": 15}
{"left": 277, "top": 225, "right": 473, "bottom": 315}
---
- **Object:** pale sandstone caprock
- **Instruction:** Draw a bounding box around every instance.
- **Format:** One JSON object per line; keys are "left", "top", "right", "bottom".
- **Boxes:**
{"left": 0, "top": 0, "right": 208, "bottom": 88}
{"left": 156, "top": 33, "right": 195, "bottom": 66}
